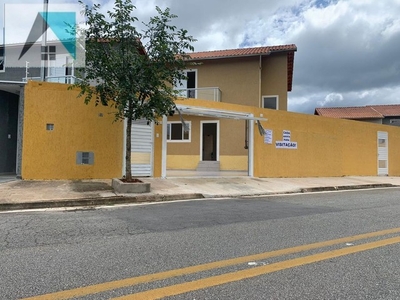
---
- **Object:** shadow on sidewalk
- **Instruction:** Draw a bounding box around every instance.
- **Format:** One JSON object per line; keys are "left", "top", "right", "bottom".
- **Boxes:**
{"left": 71, "top": 180, "right": 113, "bottom": 192}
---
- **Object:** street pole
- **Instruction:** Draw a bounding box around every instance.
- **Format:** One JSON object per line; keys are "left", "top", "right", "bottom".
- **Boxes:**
{"left": 40, "top": 0, "right": 49, "bottom": 82}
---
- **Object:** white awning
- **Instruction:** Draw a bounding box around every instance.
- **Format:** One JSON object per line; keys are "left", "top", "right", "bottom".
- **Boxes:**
{"left": 161, "top": 104, "right": 268, "bottom": 178}
{"left": 175, "top": 104, "right": 267, "bottom": 121}
{"left": 0, "top": 81, "right": 26, "bottom": 95}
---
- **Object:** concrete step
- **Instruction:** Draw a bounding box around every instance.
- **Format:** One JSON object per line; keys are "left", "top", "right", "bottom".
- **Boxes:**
{"left": 196, "top": 161, "right": 220, "bottom": 172}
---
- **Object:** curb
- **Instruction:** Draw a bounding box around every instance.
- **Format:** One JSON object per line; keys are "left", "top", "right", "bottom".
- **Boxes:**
{"left": 0, "top": 183, "right": 397, "bottom": 211}
{"left": 0, "top": 193, "right": 204, "bottom": 211}
{"left": 300, "top": 183, "right": 397, "bottom": 193}
{"left": 200, "top": 184, "right": 398, "bottom": 199}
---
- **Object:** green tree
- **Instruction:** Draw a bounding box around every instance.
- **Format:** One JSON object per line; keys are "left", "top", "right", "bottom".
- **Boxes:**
{"left": 74, "top": 0, "right": 195, "bottom": 180}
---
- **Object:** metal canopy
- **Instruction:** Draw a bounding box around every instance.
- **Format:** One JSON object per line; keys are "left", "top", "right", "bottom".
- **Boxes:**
{"left": 161, "top": 104, "right": 267, "bottom": 178}
{"left": 0, "top": 81, "right": 26, "bottom": 95}
{"left": 175, "top": 104, "right": 267, "bottom": 121}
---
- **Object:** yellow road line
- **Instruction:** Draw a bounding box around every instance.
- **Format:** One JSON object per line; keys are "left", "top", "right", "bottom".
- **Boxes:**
{"left": 115, "top": 236, "right": 400, "bottom": 300}
{"left": 22, "top": 227, "right": 400, "bottom": 300}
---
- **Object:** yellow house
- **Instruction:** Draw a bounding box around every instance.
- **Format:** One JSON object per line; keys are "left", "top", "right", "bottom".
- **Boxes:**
{"left": 20, "top": 81, "right": 124, "bottom": 179}
{"left": 166, "top": 45, "right": 297, "bottom": 174}
{"left": 3, "top": 43, "right": 400, "bottom": 180}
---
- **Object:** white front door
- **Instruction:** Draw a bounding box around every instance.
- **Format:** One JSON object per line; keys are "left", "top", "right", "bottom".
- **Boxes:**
{"left": 131, "top": 119, "right": 154, "bottom": 177}
{"left": 377, "top": 131, "right": 388, "bottom": 176}
{"left": 200, "top": 121, "right": 219, "bottom": 161}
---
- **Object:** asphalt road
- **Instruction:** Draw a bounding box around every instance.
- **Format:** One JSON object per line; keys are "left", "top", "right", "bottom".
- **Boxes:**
{"left": 1, "top": 188, "right": 399, "bottom": 299}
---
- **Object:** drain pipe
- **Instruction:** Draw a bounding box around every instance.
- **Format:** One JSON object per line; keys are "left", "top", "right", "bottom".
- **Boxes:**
{"left": 259, "top": 55, "right": 262, "bottom": 107}
{"left": 40, "top": 0, "right": 49, "bottom": 82}
{"left": 244, "top": 120, "right": 248, "bottom": 149}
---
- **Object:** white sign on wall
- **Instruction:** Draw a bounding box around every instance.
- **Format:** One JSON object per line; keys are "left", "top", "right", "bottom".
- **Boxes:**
{"left": 283, "top": 130, "right": 291, "bottom": 141}
{"left": 276, "top": 141, "right": 297, "bottom": 149}
{"left": 276, "top": 129, "right": 298, "bottom": 149}
{"left": 264, "top": 130, "right": 273, "bottom": 144}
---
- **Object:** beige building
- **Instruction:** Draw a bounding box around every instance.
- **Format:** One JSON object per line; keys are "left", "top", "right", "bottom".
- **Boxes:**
{"left": 167, "top": 45, "right": 297, "bottom": 174}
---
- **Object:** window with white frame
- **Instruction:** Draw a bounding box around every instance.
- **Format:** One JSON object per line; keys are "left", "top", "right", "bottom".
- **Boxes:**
{"left": 167, "top": 121, "right": 191, "bottom": 142}
{"left": 262, "top": 95, "right": 279, "bottom": 110}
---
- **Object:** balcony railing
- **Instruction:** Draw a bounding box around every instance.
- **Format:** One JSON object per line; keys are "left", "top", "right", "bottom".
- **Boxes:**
{"left": 175, "top": 87, "right": 221, "bottom": 102}
{"left": 23, "top": 75, "right": 82, "bottom": 84}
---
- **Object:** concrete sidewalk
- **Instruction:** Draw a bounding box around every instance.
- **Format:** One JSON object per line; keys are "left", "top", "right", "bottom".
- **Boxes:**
{"left": 0, "top": 175, "right": 399, "bottom": 211}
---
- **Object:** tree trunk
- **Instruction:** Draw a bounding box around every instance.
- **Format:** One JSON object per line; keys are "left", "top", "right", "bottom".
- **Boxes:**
{"left": 125, "top": 116, "right": 132, "bottom": 180}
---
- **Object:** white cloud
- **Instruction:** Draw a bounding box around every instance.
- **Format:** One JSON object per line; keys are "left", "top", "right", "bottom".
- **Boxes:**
{"left": 2, "top": 0, "right": 398, "bottom": 115}
{"left": 290, "top": 86, "right": 400, "bottom": 112}
{"left": 303, "top": 1, "right": 349, "bottom": 29}
{"left": 318, "top": 93, "right": 344, "bottom": 107}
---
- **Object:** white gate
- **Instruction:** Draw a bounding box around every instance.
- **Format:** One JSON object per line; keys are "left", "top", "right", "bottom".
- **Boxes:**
{"left": 377, "top": 131, "right": 388, "bottom": 176}
{"left": 131, "top": 119, "right": 153, "bottom": 176}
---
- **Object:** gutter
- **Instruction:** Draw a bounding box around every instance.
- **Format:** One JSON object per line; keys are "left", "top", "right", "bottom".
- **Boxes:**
{"left": 187, "top": 48, "right": 297, "bottom": 61}
{"left": 0, "top": 80, "right": 26, "bottom": 85}
{"left": 259, "top": 55, "right": 262, "bottom": 108}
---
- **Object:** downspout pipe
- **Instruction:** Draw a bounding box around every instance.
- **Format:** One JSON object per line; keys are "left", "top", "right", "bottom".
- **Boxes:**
{"left": 40, "top": 0, "right": 49, "bottom": 82}
{"left": 259, "top": 55, "right": 262, "bottom": 107}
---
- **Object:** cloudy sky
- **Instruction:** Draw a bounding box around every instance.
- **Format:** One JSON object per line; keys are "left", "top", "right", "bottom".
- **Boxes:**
{"left": 2, "top": 0, "right": 400, "bottom": 114}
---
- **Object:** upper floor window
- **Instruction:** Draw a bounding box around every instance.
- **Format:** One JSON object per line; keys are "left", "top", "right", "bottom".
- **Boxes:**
{"left": 167, "top": 121, "right": 191, "bottom": 142}
{"left": 175, "top": 69, "right": 197, "bottom": 98}
{"left": 262, "top": 95, "right": 279, "bottom": 110}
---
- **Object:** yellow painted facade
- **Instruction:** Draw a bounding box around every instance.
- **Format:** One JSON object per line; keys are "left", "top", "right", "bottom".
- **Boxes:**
{"left": 153, "top": 123, "right": 163, "bottom": 177}
{"left": 261, "top": 53, "right": 288, "bottom": 111}
{"left": 167, "top": 53, "right": 290, "bottom": 171}
{"left": 252, "top": 108, "right": 400, "bottom": 177}
{"left": 166, "top": 114, "right": 249, "bottom": 171}
{"left": 165, "top": 99, "right": 400, "bottom": 177}
{"left": 220, "top": 156, "right": 248, "bottom": 171}
{"left": 21, "top": 55, "right": 400, "bottom": 179}
{"left": 22, "top": 81, "right": 123, "bottom": 179}
{"left": 167, "top": 155, "right": 200, "bottom": 169}
{"left": 189, "top": 54, "right": 288, "bottom": 109}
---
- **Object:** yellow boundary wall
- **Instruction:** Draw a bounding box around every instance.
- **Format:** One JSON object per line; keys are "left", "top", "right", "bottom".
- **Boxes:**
{"left": 22, "top": 81, "right": 123, "bottom": 179}
{"left": 21, "top": 84, "right": 400, "bottom": 179}
{"left": 171, "top": 99, "right": 400, "bottom": 177}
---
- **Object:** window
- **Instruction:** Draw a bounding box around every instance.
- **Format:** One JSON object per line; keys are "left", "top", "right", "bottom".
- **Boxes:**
{"left": 41, "top": 45, "right": 56, "bottom": 61}
{"left": 175, "top": 70, "right": 197, "bottom": 98}
{"left": 46, "top": 123, "right": 54, "bottom": 131}
{"left": 390, "top": 119, "right": 400, "bottom": 125}
{"left": 262, "top": 95, "right": 279, "bottom": 110}
{"left": 76, "top": 151, "right": 94, "bottom": 165}
{"left": 81, "top": 152, "right": 90, "bottom": 164}
{"left": 167, "top": 121, "right": 191, "bottom": 142}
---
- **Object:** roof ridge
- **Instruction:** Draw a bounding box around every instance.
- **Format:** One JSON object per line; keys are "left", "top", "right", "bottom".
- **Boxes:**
{"left": 315, "top": 105, "right": 384, "bottom": 119}
{"left": 367, "top": 104, "right": 400, "bottom": 107}
{"left": 369, "top": 106, "right": 381, "bottom": 116}
{"left": 190, "top": 44, "right": 297, "bottom": 54}
{"left": 316, "top": 105, "right": 374, "bottom": 110}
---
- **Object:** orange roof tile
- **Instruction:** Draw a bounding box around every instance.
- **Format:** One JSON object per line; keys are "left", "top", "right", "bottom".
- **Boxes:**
{"left": 314, "top": 107, "right": 384, "bottom": 119}
{"left": 186, "top": 44, "right": 297, "bottom": 92}
{"left": 368, "top": 104, "right": 400, "bottom": 116}
{"left": 187, "top": 44, "right": 297, "bottom": 60}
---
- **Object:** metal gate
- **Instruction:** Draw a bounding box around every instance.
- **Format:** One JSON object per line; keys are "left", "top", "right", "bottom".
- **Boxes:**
{"left": 131, "top": 119, "right": 153, "bottom": 177}
{"left": 377, "top": 131, "right": 388, "bottom": 176}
